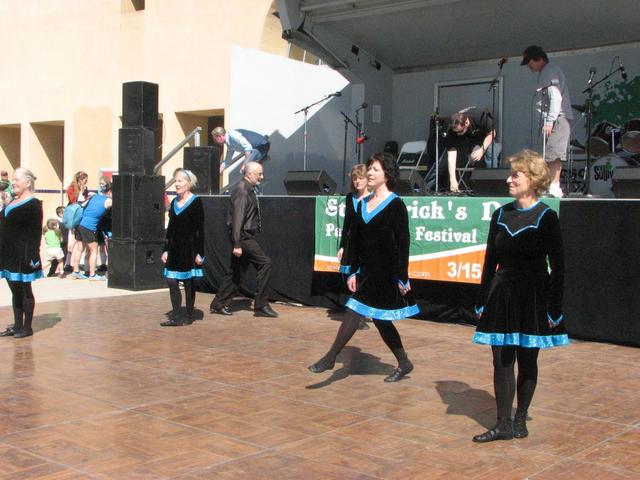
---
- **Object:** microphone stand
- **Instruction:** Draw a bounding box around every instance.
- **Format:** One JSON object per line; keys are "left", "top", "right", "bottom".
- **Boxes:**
{"left": 295, "top": 93, "right": 337, "bottom": 171}
{"left": 433, "top": 109, "right": 441, "bottom": 193}
{"left": 340, "top": 111, "right": 358, "bottom": 193}
{"left": 354, "top": 105, "right": 367, "bottom": 164}
{"left": 487, "top": 61, "right": 505, "bottom": 167}
{"left": 579, "top": 66, "right": 623, "bottom": 195}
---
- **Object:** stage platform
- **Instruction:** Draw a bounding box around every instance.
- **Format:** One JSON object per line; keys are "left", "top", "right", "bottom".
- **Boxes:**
{"left": 200, "top": 196, "right": 640, "bottom": 347}
{"left": 1, "top": 291, "right": 639, "bottom": 478}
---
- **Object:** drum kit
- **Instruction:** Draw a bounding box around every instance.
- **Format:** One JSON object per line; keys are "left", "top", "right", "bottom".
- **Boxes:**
{"left": 568, "top": 105, "right": 640, "bottom": 197}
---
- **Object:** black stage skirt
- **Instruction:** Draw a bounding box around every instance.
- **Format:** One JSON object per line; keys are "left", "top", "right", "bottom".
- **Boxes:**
{"left": 345, "top": 268, "right": 420, "bottom": 321}
{"left": 473, "top": 268, "right": 569, "bottom": 348}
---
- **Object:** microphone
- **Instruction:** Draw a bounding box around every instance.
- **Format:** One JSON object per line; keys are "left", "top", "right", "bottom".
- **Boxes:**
{"left": 619, "top": 58, "right": 628, "bottom": 81}
{"left": 328, "top": 91, "right": 342, "bottom": 97}
{"left": 536, "top": 78, "right": 559, "bottom": 92}
{"left": 498, "top": 57, "right": 508, "bottom": 67}
{"left": 587, "top": 66, "right": 597, "bottom": 85}
{"left": 356, "top": 134, "right": 369, "bottom": 144}
{"left": 360, "top": 102, "right": 368, "bottom": 109}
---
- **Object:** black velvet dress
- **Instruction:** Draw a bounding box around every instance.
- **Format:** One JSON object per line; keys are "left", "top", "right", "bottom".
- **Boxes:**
{"left": 0, "top": 197, "right": 44, "bottom": 282}
{"left": 345, "top": 193, "right": 420, "bottom": 320}
{"left": 473, "top": 201, "right": 569, "bottom": 348}
{"left": 163, "top": 195, "right": 205, "bottom": 280}
{"left": 338, "top": 192, "right": 360, "bottom": 275}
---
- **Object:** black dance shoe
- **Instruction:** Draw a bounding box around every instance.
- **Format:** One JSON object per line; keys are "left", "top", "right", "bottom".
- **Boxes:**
{"left": 472, "top": 418, "right": 514, "bottom": 443}
{"left": 210, "top": 306, "right": 232, "bottom": 316}
{"left": 0, "top": 326, "right": 15, "bottom": 337}
{"left": 13, "top": 328, "right": 33, "bottom": 339}
{"left": 513, "top": 415, "right": 529, "bottom": 438}
{"left": 160, "top": 313, "right": 184, "bottom": 327}
{"left": 254, "top": 305, "right": 278, "bottom": 318}
{"left": 182, "top": 312, "right": 194, "bottom": 325}
{"left": 384, "top": 361, "right": 414, "bottom": 382}
{"left": 308, "top": 354, "right": 336, "bottom": 373}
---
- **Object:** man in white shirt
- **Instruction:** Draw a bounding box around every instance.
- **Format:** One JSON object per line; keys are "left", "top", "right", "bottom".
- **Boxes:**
{"left": 522, "top": 45, "right": 573, "bottom": 198}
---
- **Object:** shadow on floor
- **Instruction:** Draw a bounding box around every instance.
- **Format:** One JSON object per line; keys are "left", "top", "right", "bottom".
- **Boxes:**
{"left": 434, "top": 380, "right": 496, "bottom": 429}
{"left": 305, "top": 346, "right": 396, "bottom": 389}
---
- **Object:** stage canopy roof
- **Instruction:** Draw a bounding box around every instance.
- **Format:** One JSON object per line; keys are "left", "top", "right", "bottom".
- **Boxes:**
{"left": 277, "top": 0, "right": 640, "bottom": 72}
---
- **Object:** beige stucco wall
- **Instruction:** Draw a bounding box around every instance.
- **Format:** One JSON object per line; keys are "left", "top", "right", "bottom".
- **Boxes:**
{"left": 0, "top": 0, "right": 286, "bottom": 215}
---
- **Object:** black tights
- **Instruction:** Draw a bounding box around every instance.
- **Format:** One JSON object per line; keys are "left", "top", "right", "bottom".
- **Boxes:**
{"left": 325, "top": 312, "right": 409, "bottom": 365}
{"left": 166, "top": 278, "right": 196, "bottom": 316}
{"left": 492, "top": 346, "right": 540, "bottom": 419}
{"left": 8, "top": 281, "right": 35, "bottom": 331}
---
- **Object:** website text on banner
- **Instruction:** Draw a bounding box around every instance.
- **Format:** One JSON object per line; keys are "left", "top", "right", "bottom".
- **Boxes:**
{"left": 314, "top": 196, "right": 560, "bottom": 285}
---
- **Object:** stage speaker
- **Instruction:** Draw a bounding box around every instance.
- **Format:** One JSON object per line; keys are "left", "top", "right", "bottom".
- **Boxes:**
{"left": 612, "top": 167, "right": 640, "bottom": 198}
{"left": 119, "top": 127, "right": 156, "bottom": 175}
{"left": 470, "top": 168, "right": 510, "bottom": 196}
{"left": 108, "top": 238, "right": 165, "bottom": 291}
{"left": 122, "top": 81, "right": 159, "bottom": 130}
{"left": 112, "top": 174, "right": 165, "bottom": 240}
{"left": 284, "top": 170, "right": 336, "bottom": 195}
{"left": 184, "top": 146, "right": 219, "bottom": 194}
{"left": 395, "top": 170, "right": 426, "bottom": 196}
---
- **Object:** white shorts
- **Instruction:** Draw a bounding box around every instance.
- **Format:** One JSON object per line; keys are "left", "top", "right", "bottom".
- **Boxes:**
{"left": 46, "top": 247, "right": 65, "bottom": 261}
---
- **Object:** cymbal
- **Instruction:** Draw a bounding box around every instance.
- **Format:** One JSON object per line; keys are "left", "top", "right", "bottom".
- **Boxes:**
{"left": 572, "top": 103, "right": 599, "bottom": 115}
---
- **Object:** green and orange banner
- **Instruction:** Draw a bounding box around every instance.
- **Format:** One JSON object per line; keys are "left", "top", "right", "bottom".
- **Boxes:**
{"left": 314, "top": 196, "right": 560, "bottom": 284}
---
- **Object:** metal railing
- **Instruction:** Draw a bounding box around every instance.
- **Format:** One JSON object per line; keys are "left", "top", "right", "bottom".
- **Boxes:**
{"left": 154, "top": 126, "right": 202, "bottom": 177}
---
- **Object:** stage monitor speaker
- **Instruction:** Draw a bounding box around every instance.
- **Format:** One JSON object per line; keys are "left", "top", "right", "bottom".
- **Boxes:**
{"left": 612, "top": 167, "right": 640, "bottom": 198}
{"left": 395, "top": 170, "right": 426, "bottom": 196}
{"left": 122, "top": 81, "right": 159, "bottom": 130}
{"left": 108, "top": 238, "right": 165, "bottom": 291}
{"left": 112, "top": 174, "right": 165, "bottom": 240}
{"left": 119, "top": 127, "right": 156, "bottom": 175}
{"left": 284, "top": 170, "right": 336, "bottom": 195}
{"left": 184, "top": 146, "right": 219, "bottom": 195}
{"left": 470, "top": 168, "right": 510, "bottom": 196}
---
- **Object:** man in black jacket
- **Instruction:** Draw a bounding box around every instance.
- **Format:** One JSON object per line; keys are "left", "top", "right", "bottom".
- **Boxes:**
{"left": 210, "top": 162, "right": 278, "bottom": 318}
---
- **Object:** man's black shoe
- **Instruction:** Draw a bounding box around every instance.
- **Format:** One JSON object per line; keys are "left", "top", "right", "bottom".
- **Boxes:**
{"left": 210, "top": 306, "right": 232, "bottom": 316}
{"left": 254, "top": 305, "right": 278, "bottom": 318}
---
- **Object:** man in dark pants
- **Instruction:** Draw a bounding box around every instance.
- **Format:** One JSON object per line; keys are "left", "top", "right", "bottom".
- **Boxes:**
{"left": 210, "top": 162, "right": 278, "bottom": 318}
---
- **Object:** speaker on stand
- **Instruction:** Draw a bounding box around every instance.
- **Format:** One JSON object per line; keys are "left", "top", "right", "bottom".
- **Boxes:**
{"left": 184, "top": 146, "right": 219, "bottom": 195}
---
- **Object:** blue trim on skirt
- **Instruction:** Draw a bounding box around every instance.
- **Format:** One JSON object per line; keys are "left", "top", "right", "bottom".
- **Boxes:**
{"left": 472, "top": 331, "right": 570, "bottom": 348}
{"left": 345, "top": 298, "right": 420, "bottom": 321}
{"left": 339, "top": 265, "right": 351, "bottom": 274}
{"left": 163, "top": 268, "right": 204, "bottom": 280}
{"left": 0, "top": 269, "right": 44, "bottom": 282}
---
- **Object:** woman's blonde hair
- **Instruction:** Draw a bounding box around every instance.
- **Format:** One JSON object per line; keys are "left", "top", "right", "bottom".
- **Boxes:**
{"left": 173, "top": 168, "right": 198, "bottom": 189}
{"left": 349, "top": 164, "right": 367, "bottom": 192}
{"left": 508, "top": 149, "right": 551, "bottom": 196}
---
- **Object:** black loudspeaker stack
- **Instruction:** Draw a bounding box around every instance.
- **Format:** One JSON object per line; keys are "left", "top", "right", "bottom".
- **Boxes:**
{"left": 283, "top": 170, "right": 337, "bottom": 195}
{"left": 470, "top": 168, "right": 510, "bottom": 196}
{"left": 395, "top": 170, "right": 426, "bottom": 196}
{"left": 110, "top": 81, "right": 166, "bottom": 291}
{"left": 184, "top": 146, "right": 219, "bottom": 195}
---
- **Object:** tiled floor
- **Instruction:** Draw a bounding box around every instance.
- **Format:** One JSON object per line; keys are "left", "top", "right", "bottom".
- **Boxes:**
{"left": 0, "top": 292, "right": 638, "bottom": 479}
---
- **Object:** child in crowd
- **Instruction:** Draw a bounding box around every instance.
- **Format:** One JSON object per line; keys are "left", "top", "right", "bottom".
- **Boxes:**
{"left": 55, "top": 206, "right": 70, "bottom": 272}
{"left": 43, "top": 218, "right": 65, "bottom": 278}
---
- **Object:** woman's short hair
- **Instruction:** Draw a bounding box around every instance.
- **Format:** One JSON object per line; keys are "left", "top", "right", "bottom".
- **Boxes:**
{"left": 366, "top": 152, "right": 399, "bottom": 190}
{"left": 14, "top": 168, "right": 37, "bottom": 192}
{"left": 173, "top": 168, "right": 198, "bottom": 189}
{"left": 349, "top": 164, "right": 367, "bottom": 191}
{"left": 508, "top": 149, "right": 551, "bottom": 196}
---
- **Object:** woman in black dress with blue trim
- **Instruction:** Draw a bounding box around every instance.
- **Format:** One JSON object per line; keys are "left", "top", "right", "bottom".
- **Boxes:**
{"left": 338, "top": 164, "right": 369, "bottom": 330}
{"left": 472, "top": 150, "right": 569, "bottom": 442}
{"left": 309, "top": 152, "right": 420, "bottom": 382}
{"left": 160, "top": 169, "right": 205, "bottom": 326}
{"left": 0, "top": 168, "right": 44, "bottom": 338}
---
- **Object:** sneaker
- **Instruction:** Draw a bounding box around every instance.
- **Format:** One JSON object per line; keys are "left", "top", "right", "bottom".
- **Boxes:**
{"left": 548, "top": 184, "right": 564, "bottom": 198}
{"left": 89, "top": 274, "right": 106, "bottom": 281}
{"left": 70, "top": 272, "right": 88, "bottom": 279}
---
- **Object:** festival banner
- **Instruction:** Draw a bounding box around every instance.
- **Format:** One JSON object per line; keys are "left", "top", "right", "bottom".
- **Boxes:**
{"left": 314, "top": 196, "right": 560, "bottom": 284}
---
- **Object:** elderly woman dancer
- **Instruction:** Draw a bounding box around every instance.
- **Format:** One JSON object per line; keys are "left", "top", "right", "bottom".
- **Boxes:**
{"left": 309, "top": 152, "right": 420, "bottom": 382}
{"left": 472, "top": 150, "right": 569, "bottom": 442}
{"left": 160, "top": 169, "right": 205, "bottom": 326}
{"left": 0, "top": 168, "right": 44, "bottom": 338}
